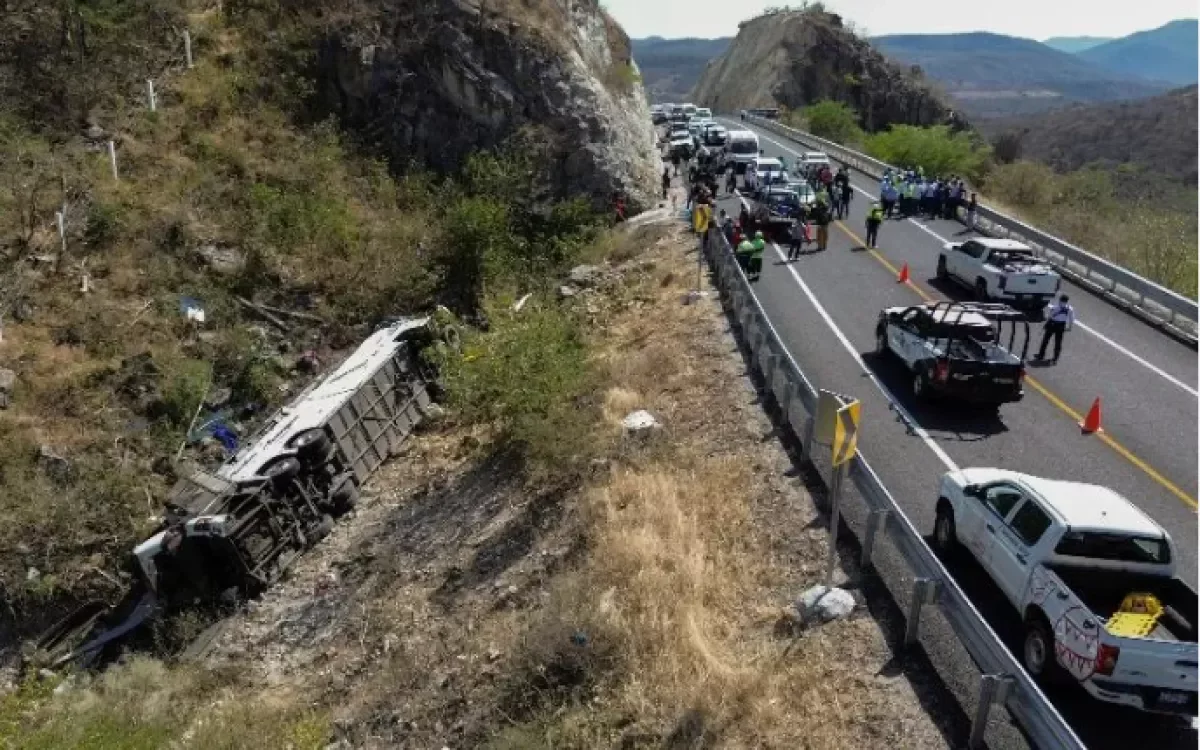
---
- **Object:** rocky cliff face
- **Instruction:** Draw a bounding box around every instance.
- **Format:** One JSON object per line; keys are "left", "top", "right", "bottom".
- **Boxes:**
{"left": 692, "top": 9, "right": 955, "bottom": 130}
{"left": 309, "top": 0, "right": 659, "bottom": 211}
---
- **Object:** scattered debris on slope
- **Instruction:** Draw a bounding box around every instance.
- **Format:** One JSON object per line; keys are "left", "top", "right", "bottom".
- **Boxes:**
{"left": 692, "top": 7, "right": 958, "bottom": 130}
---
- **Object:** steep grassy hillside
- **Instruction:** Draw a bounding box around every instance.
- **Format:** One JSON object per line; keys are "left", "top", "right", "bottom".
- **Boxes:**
{"left": 871, "top": 32, "right": 1170, "bottom": 116}
{"left": 630, "top": 36, "right": 732, "bottom": 103}
{"left": 693, "top": 8, "right": 955, "bottom": 130}
{"left": 1078, "top": 19, "right": 1199, "bottom": 86}
{"left": 0, "top": 0, "right": 653, "bottom": 649}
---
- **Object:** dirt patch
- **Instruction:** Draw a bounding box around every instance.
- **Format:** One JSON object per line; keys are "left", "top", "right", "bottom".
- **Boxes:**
{"left": 198, "top": 206, "right": 950, "bottom": 748}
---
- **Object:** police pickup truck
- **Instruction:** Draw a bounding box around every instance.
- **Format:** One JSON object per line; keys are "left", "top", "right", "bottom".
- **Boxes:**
{"left": 937, "top": 238, "right": 1060, "bottom": 311}
{"left": 934, "top": 468, "right": 1198, "bottom": 716}
{"left": 875, "top": 301, "right": 1028, "bottom": 410}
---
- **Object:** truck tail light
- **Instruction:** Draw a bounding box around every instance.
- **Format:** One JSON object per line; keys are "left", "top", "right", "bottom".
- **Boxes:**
{"left": 934, "top": 359, "right": 950, "bottom": 382}
{"left": 1017, "top": 366, "right": 1026, "bottom": 383}
{"left": 1096, "top": 644, "right": 1120, "bottom": 676}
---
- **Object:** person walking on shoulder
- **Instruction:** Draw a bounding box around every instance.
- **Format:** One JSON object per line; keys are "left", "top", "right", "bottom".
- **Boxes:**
{"left": 661, "top": 167, "right": 671, "bottom": 201}
{"left": 1036, "top": 294, "right": 1075, "bottom": 364}
{"left": 966, "top": 192, "right": 978, "bottom": 232}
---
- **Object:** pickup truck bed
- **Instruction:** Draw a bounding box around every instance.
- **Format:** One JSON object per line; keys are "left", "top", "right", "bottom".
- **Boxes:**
{"left": 1050, "top": 564, "right": 1199, "bottom": 643}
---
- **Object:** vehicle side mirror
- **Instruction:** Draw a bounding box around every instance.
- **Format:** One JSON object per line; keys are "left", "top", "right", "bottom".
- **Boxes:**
{"left": 963, "top": 484, "right": 982, "bottom": 499}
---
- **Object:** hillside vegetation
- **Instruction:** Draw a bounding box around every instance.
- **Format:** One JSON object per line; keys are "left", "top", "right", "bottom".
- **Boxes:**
{"left": 1078, "top": 19, "right": 1198, "bottom": 86}
{"left": 871, "top": 32, "right": 1170, "bottom": 117}
{"left": 979, "top": 85, "right": 1199, "bottom": 185}
{"left": 0, "top": 0, "right": 648, "bottom": 645}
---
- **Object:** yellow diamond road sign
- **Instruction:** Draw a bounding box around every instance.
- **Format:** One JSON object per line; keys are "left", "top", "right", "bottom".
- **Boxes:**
{"left": 832, "top": 399, "right": 861, "bottom": 467}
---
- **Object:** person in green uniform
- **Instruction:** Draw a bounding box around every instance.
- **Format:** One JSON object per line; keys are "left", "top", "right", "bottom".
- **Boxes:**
{"left": 866, "top": 202, "right": 884, "bottom": 248}
{"left": 748, "top": 230, "right": 766, "bottom": 280}
{"left": 736, "top": 236, "right": 755, "bottom": 272}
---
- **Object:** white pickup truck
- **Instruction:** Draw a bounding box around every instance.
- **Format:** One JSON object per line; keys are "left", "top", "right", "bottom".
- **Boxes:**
{"left": 935, "top": 468, "right": 1198, "bottom": 716}
{"left": 937, "top": 238, "right": 1061, "bottom": 311}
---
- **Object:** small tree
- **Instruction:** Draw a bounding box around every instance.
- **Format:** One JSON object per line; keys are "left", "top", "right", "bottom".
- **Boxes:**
{"left": 801, "top": 100, "right": 863, "bottom": 145}
{"left": 864, "top": 125, "right": 990, "bottom": 183}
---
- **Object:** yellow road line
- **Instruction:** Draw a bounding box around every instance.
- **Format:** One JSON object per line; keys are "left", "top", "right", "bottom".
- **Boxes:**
{"left": 832, "top": 220, "right": 1199, "bottom": 511}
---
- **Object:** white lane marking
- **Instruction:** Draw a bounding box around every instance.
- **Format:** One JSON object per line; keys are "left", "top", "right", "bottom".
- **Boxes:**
{"left": 731, "top": 194, "right": 959, "bottom": 472}
{"left": 734, "top": 122, "right": 1199, "bottom": 397}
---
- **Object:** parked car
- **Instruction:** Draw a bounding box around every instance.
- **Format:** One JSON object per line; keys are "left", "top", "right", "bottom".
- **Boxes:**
{"left": 934, "top": 468, "right": 1198, "bottom": 716}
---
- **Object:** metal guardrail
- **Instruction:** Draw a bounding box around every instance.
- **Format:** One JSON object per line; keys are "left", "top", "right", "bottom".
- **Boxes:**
{"left": 739, "top": 115, "right": 1198, "bottom": 341}
{"left": 699, "top": 225, "right": 1086, "bottom": 750}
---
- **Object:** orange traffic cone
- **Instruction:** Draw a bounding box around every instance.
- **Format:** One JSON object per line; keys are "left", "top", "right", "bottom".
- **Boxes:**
{"left": 1080, "top": 398, "right": 1103, "bottom": 434}
{"left": 897, "top": 263, "right": 910, "bottom": 283}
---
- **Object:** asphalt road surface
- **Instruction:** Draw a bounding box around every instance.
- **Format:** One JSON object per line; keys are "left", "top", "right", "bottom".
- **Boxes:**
{"left": 704, "top": 117, "right": 1198, "bottom": 749}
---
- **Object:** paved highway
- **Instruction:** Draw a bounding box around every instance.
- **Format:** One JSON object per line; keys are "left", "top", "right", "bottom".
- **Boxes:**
{"left": 702, "top": 117, "right": 1198, "bottom": 748}
{"left": 718, "top": 117, "right": 1198, "bottom": 586}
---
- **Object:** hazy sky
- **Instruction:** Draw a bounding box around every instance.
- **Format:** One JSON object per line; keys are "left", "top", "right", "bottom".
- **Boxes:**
{"left": 604, "top": 0, "right": 1197, "bottom": 40}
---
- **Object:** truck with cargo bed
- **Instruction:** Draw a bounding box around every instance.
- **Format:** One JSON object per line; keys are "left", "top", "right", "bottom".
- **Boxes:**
{"left": 935, "top": 468, "right": 1198, "bottom": 717}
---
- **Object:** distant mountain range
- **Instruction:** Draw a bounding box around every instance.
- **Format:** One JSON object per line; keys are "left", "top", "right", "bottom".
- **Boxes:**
{"left": 630, "top": 36, "right": 732, "bottom": 103}
{"left": 630, "top": 19, "right": 1198, "bottom": 116}
{"left": 870, "top": 32, "right": 1172, "bottom": 117}
{"left": 977, "top": 85, "right": 1198, "bottom": 185}
{"left": 1076, "top": 19, "right": 1197, "bottom": 86}
{"left": 1042, "top": 36, "right": 1112, "bottom": 53}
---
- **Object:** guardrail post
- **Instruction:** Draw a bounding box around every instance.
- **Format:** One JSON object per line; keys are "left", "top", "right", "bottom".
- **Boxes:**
{"left": 824, "top": 461, "right": 847, "bottom": 586}
{"left": 904, "top": 577, "right": 940, "bottom": 646}
{"left": 766, "top": 353, "right": 781, "bottom": 396}
{"left": 801, "top": 414, "right": 815, "bottom": 461}
{"left": 860, "top": 508, "right": 889, "bottom": 568}
{"left": 968, "top": 674, "right": 1014, "bottom": 748}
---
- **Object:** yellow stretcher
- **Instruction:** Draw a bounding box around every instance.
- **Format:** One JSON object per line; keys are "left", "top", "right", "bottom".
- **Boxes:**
{"left": 1106, "top": 593, "right": 1164, "bottom": 638}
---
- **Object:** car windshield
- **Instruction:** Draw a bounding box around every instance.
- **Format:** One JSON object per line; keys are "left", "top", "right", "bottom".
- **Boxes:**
{"left": 1055, "top": 531, "right": 1171, "bottom": 565}
{"left": 729, "top": 141, "right": 757, "bottom": 154}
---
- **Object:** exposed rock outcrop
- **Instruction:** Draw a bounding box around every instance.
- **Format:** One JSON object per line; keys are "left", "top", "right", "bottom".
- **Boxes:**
{"left": 692, "top": 9, "right": 956, "bottom": 131}
{"left": 310, "top": 0, "right": 659, "bottom": 211}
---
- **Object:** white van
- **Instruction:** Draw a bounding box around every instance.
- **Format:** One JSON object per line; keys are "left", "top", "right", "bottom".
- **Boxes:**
{"left": 744, "top": 157, "right": 784, "bottom": 194}
{"left": 695, "top": 107, "right": 713, "bottom": 120}
{"left": 724, "top": 130, "right": 760, "bottom": 174}
{"left": 682, "top": 103, "right": 697, "bottom": 119}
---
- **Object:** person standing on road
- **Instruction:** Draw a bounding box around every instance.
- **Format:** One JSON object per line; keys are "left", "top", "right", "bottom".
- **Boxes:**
{"left": 812, "top": 198, "right": 831, "bottom": 251}
{"left": 1036, "top": 294, "right": 1075, "bottom": 364}
{"left": 838, "top": 179, "right": 853, "bottom": 219}
{"left": 787, "top": 216, "right": 807, "bottom": 260}
{"left": 881, "top": 180, "right": 899, "bottom": 218}
{"left": 865, "top": 202, "right": 884, "bottom": 248}
{"left": 726, "top": 167, "right": 737, "bottom": 196}
{"left": 966, "top": 192, "right": 978, "bottom": 232}
{"left": 661, "top": 167, "right": 671, "bottom": 200}
{"left": 748, "top": 230, "right": 766, "bottom": 280}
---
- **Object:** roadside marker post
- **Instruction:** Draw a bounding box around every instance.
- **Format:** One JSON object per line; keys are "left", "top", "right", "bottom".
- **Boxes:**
{"left": 815, "top": 389, "right": 861, "bottom": 585}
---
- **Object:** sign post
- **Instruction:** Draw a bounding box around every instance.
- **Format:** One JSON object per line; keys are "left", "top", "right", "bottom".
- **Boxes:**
{"left": 815, "top": 389, "right": 860, "bottom": 585}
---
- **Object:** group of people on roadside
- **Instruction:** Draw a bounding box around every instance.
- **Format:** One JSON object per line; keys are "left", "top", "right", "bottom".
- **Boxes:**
{"left": 878, "top": 167, "right": 978, "bottom": 228}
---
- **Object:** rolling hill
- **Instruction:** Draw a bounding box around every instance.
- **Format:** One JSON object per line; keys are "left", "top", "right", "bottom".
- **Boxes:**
{"left": 631, "top": 36, "right": 732, "bottom": 103}
{"left": 870, "top": 32, "right": 1171, "bottom": 117}
{"left": 1042, "top": 36, "right": 1112, "bottom": 53}
{"left": 1077, "top": 19, "right": 1198, "bottom": 85}
{"left": 979, "top": 85, "right": 1198, "bottom": 184}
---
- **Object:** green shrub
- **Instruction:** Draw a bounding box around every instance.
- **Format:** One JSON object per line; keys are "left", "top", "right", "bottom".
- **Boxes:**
{"left": 159, "top": 358, "right": 213, "bottom": 428}
{"left": 801, "top": 100, "right": 863, "bottom": 145}
{"left": 433, "top": 296, "right": 594, "bottom": 464}
{"left": 864, "top": 125, "right": 990, "bottom": 182}
{"left": 983, "top": 161, "right": 1057, "bottom": 206}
